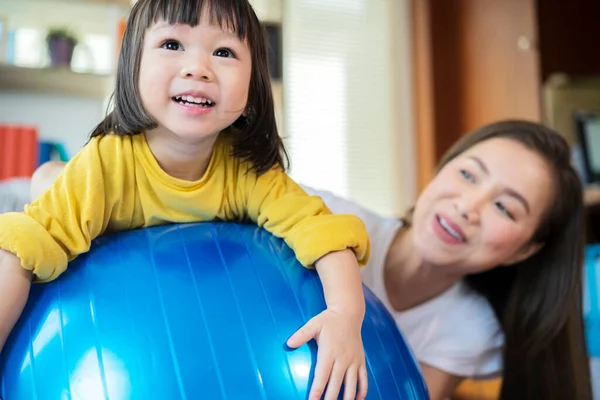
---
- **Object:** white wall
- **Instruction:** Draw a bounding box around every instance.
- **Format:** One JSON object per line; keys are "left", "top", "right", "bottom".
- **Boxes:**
{"left": 0, "top": 91, "right": 106, "bottom": 157}
{"left": 0, "top": 0, "right": 127, "bottom": 71}
{"left": 0, "top": 0, "right": 126, "bottom": 34}
{"left": 249, "top": 0, "right": 282, "bottom": 22}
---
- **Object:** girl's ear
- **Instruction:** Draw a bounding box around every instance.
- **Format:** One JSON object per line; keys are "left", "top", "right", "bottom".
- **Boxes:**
{"left": 502, "top": 242, "right": 545, "bottom": 266}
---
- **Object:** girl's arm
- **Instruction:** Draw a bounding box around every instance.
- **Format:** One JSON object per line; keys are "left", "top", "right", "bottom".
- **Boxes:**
{"left": 0, "top": 136, "right": 130, "bottom": 354}
{"left": 0, "top": 136, "right": 127, "bottom": 283}
{"left": 286, "top": 249, "right": 368, "bottom": 400}
{"left": 314, "top": 249, "right": 365, "bottom": 322}
{"left": 238, "top": 169, "right": 371, "bottom": 400}
{"left": 241, "top": 168, "right": 370, "bottom": 268}
{"left": 420, "top": 363, "right": 464, "bottom": 400}
{"left": 0, "top": 249, "right": 32, "bottom": 354}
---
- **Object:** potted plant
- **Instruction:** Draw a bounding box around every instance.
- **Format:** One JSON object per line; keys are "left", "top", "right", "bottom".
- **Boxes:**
{"left": 46, "top": 27, "right": 78, "bottom": 68}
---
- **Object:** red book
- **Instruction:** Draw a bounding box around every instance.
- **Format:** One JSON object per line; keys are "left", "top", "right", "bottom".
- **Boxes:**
{"left": 3, "top": 125, "right": 19, "bottom": 180}
{"left": 0, "top": 125, "right": 5, "bottom": 180}
{"left": 17, "top": 126, "right": 38, "bottom": 178}
{"left": 0, "top": 124, "right": 40, "bottom": 180}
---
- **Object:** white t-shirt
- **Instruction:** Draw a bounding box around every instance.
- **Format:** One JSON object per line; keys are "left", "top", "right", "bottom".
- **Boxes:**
{"left": 303, "top": 185, "right": 504, "bottom": 379}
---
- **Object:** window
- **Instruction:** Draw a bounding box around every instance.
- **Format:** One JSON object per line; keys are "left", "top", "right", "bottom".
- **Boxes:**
{"left": 282, "top": 0, "right": 416, "bottom": 217}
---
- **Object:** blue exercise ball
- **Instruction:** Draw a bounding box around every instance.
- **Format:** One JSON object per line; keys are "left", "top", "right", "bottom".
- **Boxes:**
{"left": 1, "top": 223, "right": 428, "bottom": 400}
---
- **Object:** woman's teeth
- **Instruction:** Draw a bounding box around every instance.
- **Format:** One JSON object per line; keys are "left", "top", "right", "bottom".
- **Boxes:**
{"left": 173, "top": 95, "right": 214, "bottom": 107}
{"left": 437, "top": 215, "right": 465, "bottom": 242}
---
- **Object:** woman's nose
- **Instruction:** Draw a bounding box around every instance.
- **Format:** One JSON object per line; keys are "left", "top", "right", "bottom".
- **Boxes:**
{"left": 454, "top": 190, "right": 489, "bottom": 224}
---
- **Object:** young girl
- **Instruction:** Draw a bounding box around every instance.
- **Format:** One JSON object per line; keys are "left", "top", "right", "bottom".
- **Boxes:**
{"left": 0, "top": 1, "right": 370, "bottom": 399}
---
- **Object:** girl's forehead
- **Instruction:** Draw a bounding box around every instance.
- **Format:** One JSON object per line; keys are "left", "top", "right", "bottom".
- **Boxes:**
{"left": 141, "top": 0, "right": 250, "bottom": 41}
{"left": 145, "top": 19, "right": 250, "bottom": 50}
{"left": 148, "top": 19, "right": 238, "bottom": 35}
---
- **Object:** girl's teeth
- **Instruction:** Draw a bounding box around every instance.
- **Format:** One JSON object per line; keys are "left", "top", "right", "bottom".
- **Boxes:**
{"left": 174, "top": 96, "right": 214, "bottom": 106}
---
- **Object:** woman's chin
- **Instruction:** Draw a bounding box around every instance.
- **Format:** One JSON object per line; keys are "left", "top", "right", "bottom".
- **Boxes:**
{"left": 416, "top": 239, "right": 469, "bottom": 272}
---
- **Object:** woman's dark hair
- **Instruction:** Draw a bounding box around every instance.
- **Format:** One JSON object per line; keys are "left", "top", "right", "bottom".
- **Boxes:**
{"left": 438, "top": 120, "right": 592, "bottom": 399}
{"left": 90, "top": 0, "right": 287, "bottom": 175}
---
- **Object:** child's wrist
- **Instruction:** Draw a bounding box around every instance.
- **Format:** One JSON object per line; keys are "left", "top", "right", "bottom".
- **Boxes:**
{"left": 327, "top": 298, "right": 366, "bottom": 319}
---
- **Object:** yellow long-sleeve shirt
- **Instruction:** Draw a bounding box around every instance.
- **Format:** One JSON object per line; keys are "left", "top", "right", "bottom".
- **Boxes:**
{"left": 0, "top": 131, "right": 370, "bottom": 282}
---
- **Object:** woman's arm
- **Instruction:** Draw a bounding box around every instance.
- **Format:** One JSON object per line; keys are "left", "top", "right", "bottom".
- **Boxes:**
{"left": 420, "top": 363, "right": 464, "bottom": 400}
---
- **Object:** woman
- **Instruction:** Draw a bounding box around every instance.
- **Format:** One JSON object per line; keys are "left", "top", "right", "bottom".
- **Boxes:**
{"left": 28, "top": 120, "right": 592, "bottom": 399}
{"left": 305, "top": 120, "right": 592, "bottom": 399}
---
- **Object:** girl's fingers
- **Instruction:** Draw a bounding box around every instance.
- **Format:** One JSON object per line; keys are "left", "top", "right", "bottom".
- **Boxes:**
{"left": 342, "top": 364, "right": 359, "bottom": 400}
{"left": 356, "top": 364, "right": 369, "bottom": 400}
{"left": 323, "top": 361, "right": 347, "bottom": 400}
{"left": 309, "top": 349, "right": 334, "bottom": 400}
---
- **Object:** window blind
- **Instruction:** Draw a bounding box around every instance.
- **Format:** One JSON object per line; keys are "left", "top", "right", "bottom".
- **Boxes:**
{"left": 281, "top": 0, "right": 416, "bottom": 217}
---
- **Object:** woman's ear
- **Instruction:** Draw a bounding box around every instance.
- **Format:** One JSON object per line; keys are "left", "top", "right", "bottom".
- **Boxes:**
{"left": 502, "top": 242, "right": 545, "bottom": 266}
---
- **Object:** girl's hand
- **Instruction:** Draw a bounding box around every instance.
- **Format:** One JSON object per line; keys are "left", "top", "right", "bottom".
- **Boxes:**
{"left": 287, "top": 307, "right": 368, "bottom": 400}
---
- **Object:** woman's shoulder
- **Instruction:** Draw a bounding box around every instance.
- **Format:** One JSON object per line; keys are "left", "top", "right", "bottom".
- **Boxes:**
{"left": 299, "top": 184, "right": 402, "bottom": 232}
{"left": 396, "top": 281, "right": 504, "bottom": 378}
{"left": 300, "top": 184, "right": 403, "bottom": 272}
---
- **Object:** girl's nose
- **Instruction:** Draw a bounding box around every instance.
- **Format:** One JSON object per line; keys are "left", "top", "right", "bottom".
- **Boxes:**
{"left": 180, "top": 58, "right": 215, "bottom": 82}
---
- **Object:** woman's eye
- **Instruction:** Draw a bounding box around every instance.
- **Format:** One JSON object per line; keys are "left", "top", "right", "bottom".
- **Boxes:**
{"left": 460, "top": 169, "right": 475, "bottom": 183}
{"left": 162, "top": 40, "right": 182, "bottom": 51}
{"left": 495, "top": 202, "right": 515, "bottom": 220}
{"left": 214, "top": 48, "right": 235, "bottom": 58}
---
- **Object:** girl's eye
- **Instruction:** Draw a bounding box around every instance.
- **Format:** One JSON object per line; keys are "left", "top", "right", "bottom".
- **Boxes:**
{"left": 214, "top": 48, "right": 235, "bottom": 58}
{"left": 162, "top": 40, "right": 182, "bottom": 51}
{"left": 495, "top": 201, "right": 515, "bottom": 220}
{"left": 460, "top": 169, "right": 475, "bottom": 183}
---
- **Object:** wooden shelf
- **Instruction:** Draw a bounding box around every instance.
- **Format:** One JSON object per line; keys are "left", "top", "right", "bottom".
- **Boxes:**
{"left": 0, "top": 64, "right": 114, "bottom": 99}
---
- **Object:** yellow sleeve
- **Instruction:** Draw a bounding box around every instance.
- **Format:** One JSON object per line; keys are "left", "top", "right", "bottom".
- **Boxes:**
{"left": 0, "top": 135, "right": 131, "bottom": 282}
{"left": 242, "top": 167, "right": 371, "bottom": 268}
